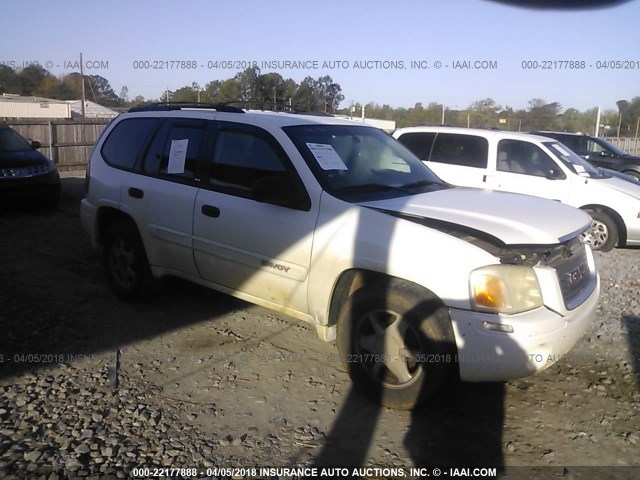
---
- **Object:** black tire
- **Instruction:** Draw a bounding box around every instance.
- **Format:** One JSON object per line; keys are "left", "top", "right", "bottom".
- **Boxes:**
{"left": 103, "top": 220, "right": 159, "bottom": 301}
{"left": 581, "top": 209, "right": 618, "bottom": 252}
{"left": 336, "top": 280, "right": 457, "bottom": 410}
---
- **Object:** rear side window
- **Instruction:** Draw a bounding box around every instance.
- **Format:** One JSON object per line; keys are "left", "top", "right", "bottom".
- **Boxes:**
{"left": 396, "top": 132, "right": 436, "bottom": 161}
{"left": 430, "top": 133, "right": 488, "bottom": 168}
{"left": 101, "top": 118, "right": 160, "bottom": 170}
{"left": 555, "top": 135, "right": 579, "bottom": 151}
{"left": 143, "top": 119, "right": 207, "bottom": 180}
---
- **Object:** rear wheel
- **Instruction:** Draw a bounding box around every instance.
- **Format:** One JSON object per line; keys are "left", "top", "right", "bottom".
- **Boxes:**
{"left": 336, "top": 281, "right": 457, "bottom": 410}
{"left": 581, "top": 210, "right": 618, "bottom": 252}
{"left": 103, "top": 220, "right": 159, "bottom": 301}
{"left": 622, "top": 170, "right": 640, "bottom": 181}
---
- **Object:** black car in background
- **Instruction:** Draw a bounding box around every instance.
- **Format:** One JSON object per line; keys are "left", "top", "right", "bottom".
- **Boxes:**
{"left": 0, "top": 124, "right": 60, "bottom": 206}
{"left": 532, "top": 131, "right": 640, "bottom": 180}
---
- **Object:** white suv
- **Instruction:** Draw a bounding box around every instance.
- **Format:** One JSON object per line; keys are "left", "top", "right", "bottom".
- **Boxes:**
{"left": 81, "top": 105, "right": 599, "bottom": 409}
{"left": 394, "top": 126, "right": 640, "bottom": 252}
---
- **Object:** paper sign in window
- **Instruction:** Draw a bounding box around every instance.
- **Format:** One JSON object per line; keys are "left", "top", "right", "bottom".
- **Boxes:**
{"left": 551, "top": 143, "right": 571, "bottom": 157}
{"left": 167, "top": 139, "right": 189, "bottom": 174}
{"left": 306, "top": 143, "right": 348, "bottom": 170}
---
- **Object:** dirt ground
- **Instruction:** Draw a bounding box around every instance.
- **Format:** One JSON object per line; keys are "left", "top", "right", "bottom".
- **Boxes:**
{"left": 0, "top": 174, "right": 638, "bottom": 479}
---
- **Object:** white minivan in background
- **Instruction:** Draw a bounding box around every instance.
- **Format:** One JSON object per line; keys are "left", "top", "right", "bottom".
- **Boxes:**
{"left": 394, "top": 126, "right": 640, "bottom": 251}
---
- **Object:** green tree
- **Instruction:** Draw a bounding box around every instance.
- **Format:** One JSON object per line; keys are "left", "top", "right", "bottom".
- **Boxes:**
{"left": 316, "top": 75, "right": 344, "bottom": 113}
{"left": 258, "top": 72, "right": 284, "bottom": 107}
{"left": 119, "top": 85, "right": 129, "bottom": 104}
{"left": 34, "top": 75, "right": 63, "bottom": 98}
{"left": 525, "top": 99, "right": 562, "bottom": 130}
{"left": 234, "top": 65, "right": 262, "bottom": 103}
{"left": 216, "top": 78, "right": 241, "bottom": 103}
{"left": 172, "top": 83, "right": 200, "bottom": 102}
{"left": 468, "top": 98, "right": 502, "bottom": 128}
{"left": 18, "top": 64, "right": 49, "bottom": 95}
{"left": 292, "top": 77, "right": 318, "bottom": 111}
{"left": 0, "top": 65, "right": 20, "bottom": 94}
{"left": 60, "top": 73, "right": 83, "bottom": 99}
{"left": 85, "top": 75, "right": 119, "bottom": 106}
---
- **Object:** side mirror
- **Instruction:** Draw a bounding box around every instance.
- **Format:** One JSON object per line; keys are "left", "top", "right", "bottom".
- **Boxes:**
{"left": 545, "top": 168, "right": 564, "bottom": 180}
{"left": 31, "top": 140, "right": 41, "bottom": 150}
{"left": 253, "top": 176, "right": 310, "bottom": 210}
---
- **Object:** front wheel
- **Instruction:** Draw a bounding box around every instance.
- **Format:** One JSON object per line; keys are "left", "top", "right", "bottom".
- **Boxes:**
{"left": 581, "top": 210, "right": 618, "bottom": 252}
{"left": 336, "top": 281, "right": 457, "bottom": 410}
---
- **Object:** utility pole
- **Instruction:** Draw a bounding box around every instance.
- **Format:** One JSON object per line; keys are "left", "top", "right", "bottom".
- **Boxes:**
{"left": 80, "top": 53, "right": 86, "bottom": 118}
{"left": 441, "top": 104, "right": 445, "bottom": 125}
{"left": 594, "top": 106, "right": 601, "bottom": 136}
{"left": 617, "top": 113, "right": 623, "bottom": 138}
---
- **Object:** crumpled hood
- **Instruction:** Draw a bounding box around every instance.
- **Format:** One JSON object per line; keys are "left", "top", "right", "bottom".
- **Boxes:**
{"left": 359, "top": 187, "right": 592, "bottom": 245}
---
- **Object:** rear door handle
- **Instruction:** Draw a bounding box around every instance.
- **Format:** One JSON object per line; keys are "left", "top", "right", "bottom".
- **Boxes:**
{"left": 128, "top": 187, "right": 144, "bottom": 199}
{"left": 201, "top": 205, "right": 220, "bottom": 218}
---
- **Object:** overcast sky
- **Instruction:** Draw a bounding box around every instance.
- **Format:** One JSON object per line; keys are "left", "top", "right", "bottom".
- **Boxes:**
{"left": 2, "top": 0, "right": 639, "bottom": 112}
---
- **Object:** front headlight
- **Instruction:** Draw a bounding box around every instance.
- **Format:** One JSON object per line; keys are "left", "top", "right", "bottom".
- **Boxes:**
{"left": 469, "top": 265, "right": 542, "bottom": 314}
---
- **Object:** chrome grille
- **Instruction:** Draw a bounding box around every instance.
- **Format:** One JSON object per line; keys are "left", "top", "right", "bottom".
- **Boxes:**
{"left": 0, "top": 165, "right": 50, "bottom": 178}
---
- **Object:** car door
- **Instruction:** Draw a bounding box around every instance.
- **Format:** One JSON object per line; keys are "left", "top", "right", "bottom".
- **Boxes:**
{"left": 488, "top": 138, "right": 571, "bottom": 202}
{"left": 120, "top": 117, "right": 211, "bottom": 277}
{"left": 578, "top": 137, "right": 617, "bottom": 169}
{"left": 192, "top": 121, "right": 319, "bottom": 313}
{"left": 424, "top": 133, "right": 489, "bottom": 188}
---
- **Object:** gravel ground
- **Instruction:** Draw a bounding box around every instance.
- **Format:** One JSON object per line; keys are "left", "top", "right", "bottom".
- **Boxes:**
{"left": 0, "top": 175, "right": 638, "bottom": 479}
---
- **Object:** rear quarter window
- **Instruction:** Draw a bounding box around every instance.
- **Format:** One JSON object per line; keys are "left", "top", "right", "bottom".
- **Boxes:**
{"left": 101, "top": 118, "right": 160, "bottom": 171}
{"left": 430, "top": 133, "right": 488, "bottom": 168}
{"left": 396, "top": 132, "right": 436, "bottom": 161}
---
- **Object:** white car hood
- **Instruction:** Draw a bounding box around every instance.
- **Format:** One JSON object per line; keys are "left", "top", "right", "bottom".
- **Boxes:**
{"left": 591, "top": 175, "right": 640, "bottom": 199}
{"left": 359, "top": 187, "right": 592, "bottom": 245}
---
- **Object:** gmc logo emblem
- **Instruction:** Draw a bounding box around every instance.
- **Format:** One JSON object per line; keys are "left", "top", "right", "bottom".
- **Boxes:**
{"left": 567, "top": 265, "right": 586, "bottom": 286}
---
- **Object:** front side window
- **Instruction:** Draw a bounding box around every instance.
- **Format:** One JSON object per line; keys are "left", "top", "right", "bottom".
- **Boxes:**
{"left": 585, "top": 139, "right": 606, "bottom": 155}
{"left": 497, "top": 139, "right": 562, "bottom": 178}
{"left": 430, "top": 133, "right": 488, "bottom": 168}
{"left": 209, "top": 128, "right": 289, "bottom": 192}
{"left": 284, "top": 124, "right": 446, "bottom": 201}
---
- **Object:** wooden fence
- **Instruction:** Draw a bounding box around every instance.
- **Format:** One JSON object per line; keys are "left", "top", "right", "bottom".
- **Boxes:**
{"left": 609, "top": 137, "right": 640, "bottom": 156}
{"left": 3, "top": 119, "right": 110, "bottom": 171}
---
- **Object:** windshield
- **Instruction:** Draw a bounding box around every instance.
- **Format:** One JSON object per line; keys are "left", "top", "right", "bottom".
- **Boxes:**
{"left": 596, "top": 137, "right": 627, "bottom": 157}
{"left": 0, "top": 127, "right": 33, "bottom": 153}
{"left": 284, "top": 124, "right": 447, "bottom": 200}
{"left": 544, "top": 141, "right": 604, "bottom": 178}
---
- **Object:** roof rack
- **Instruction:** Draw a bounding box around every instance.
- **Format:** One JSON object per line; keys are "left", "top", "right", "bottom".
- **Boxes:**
{"left": 128, "top": 103, "right": 244, "bottom": 113}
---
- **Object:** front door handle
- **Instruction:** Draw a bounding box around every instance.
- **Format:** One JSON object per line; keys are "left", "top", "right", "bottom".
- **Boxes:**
{"left": 201, "top": 205, "right": 221, "bottom": 218}
{"left": 128, "top": 187, "right": 144, "bottom": 199}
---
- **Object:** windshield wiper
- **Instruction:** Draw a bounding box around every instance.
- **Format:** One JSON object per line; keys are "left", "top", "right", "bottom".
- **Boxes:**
{"left": 335, "top": 180, "right": 443, "bottom": 195}
{"left": 399, "top": 180, "right": 440, "bottom": 189}
{"left": 334, "top": 183, "right": 409, "bottom": 193}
